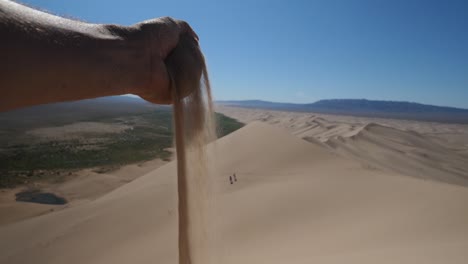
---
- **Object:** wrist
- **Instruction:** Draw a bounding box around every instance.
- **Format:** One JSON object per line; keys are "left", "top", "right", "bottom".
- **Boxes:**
{"left": 116, "top": 23, "right": 172, "bottom": 104}
{"left": 95, "top": 24, "right": 149, "bottom": 97}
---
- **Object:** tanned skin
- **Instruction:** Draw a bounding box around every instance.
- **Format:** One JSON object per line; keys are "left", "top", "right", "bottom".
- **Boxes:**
{"left": 0, "top": 0, "right": 199, "bottom": 111}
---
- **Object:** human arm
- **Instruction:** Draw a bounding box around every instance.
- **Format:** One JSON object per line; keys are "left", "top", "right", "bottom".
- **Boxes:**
{"left": 0, "top": 0, "right": 197, "bottom": 111}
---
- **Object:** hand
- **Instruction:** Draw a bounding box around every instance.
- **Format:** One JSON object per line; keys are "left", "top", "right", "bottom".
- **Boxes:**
{"left": 0, "top": 1, "right": 201, "bottom": 111}
{"left": 127, "top": 17, "right": 199, "bottom": 104}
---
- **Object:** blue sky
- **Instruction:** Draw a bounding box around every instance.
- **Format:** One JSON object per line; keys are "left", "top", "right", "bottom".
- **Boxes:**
{"left": 21, "top": 0, "right": 468, "bottom": 108}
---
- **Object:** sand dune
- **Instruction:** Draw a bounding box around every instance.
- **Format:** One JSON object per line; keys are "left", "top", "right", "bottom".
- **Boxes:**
{"left": 0, "top": 158, "right": 167, "bottom": 226}
{"left": 217, "top": 106, "right": 468, "bottom": 186}
{"left": 326, "top": 123, "right": 468, "bottom": 186}
{"left": 1, "top": 122, "right": 468, "bottom": 263}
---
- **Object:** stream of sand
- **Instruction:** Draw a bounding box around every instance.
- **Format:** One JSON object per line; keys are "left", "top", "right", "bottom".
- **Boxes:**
{"left": 167, "top": 33, "right": 216, "bottom": 264}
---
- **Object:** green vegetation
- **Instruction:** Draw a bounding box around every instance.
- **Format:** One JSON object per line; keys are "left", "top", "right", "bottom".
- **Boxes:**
{"left": 216, "top": 112, "right": 244, "bottom": 137}
{"left": 0, "top": 110, "right": 243, "bottom": 188}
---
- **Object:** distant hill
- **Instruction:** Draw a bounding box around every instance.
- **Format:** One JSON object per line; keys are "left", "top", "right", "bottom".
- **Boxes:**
{"left": 0, "top": 96, "right": 167, "bottom": 129}
{"left": 217, "top": 99, "right": 468, "bottom": 124}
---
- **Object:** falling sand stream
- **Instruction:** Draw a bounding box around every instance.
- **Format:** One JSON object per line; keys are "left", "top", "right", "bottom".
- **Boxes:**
{"left": 166, "top": 33, "right": 217, "bottom": 264}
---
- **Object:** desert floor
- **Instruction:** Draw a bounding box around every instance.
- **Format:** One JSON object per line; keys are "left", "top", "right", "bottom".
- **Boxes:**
{"left": 0, "top": 158, "right": 168, "bottom": 226}
{"left": 1, "top": 107, "right": 468, "bottom": 264}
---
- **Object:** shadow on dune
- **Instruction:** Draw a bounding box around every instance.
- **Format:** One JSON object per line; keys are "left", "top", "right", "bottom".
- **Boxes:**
{"left": 15, "top": 189, "right": 67, "bottom": 205}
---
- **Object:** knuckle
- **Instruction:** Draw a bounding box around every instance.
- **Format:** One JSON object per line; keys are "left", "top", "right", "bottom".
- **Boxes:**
{"left": 161, "top": 16, "right": 177, "bottom": 24}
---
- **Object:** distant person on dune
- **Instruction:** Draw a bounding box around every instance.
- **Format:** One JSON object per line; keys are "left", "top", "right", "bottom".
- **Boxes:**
{"left": 0, "top": 0, "right": 198, "bottom": 112}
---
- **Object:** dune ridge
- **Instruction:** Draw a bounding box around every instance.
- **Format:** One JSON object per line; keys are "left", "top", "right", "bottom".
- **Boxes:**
{"left": 217, "top": 106, "right": 468, "bottom": 186}
{"left": 325, "top": 122, "right": 468, "bottom": 186}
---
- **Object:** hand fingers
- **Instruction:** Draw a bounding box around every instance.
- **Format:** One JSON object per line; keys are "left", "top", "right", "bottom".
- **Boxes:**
{"left": 175, "top": 19, "right": 199, "bottom": 42}
{"left": 137, "top": 17, "right": 199, "bottom": 58}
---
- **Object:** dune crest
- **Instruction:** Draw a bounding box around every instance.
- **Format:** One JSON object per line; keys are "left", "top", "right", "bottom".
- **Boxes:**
{"left": 217, "top": 106, "right": 468, "bottom": 186}
{"left": 325, "top": 122, "right": 468, "bottom": 186}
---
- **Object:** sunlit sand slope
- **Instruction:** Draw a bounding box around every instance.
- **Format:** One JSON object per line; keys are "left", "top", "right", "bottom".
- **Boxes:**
{"left": 1, "top": 122, "right": 468, "bottom": 264}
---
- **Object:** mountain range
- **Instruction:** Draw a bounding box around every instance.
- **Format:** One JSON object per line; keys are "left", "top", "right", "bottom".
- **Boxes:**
{"left": 216, "top": 99, "right": 468, "bottom": 124}
{"left": 2, "top": 96, "right": 467, "bottom": 125}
